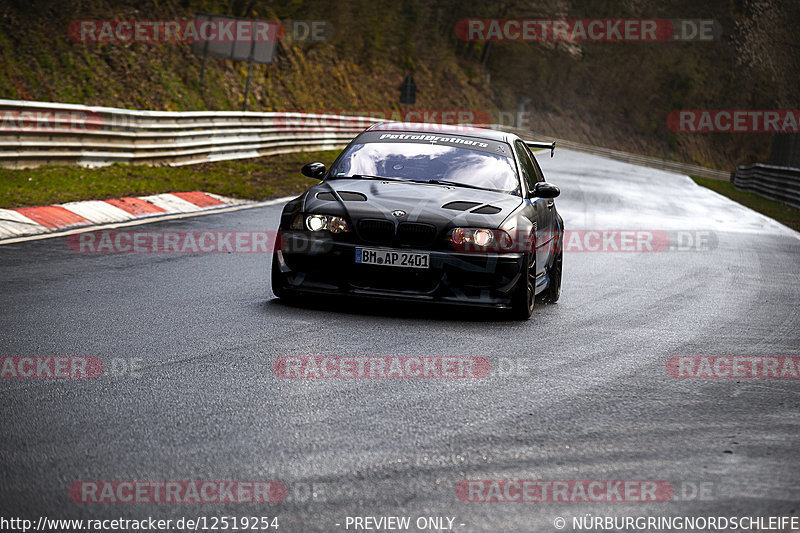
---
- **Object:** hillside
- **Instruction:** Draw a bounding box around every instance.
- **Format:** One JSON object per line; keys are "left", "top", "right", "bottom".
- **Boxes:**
{"left": 0, "top": 1, "right": 493, "bottom": 113}
{"left": 1, "top": 0, "right": 797, "bottom": 171}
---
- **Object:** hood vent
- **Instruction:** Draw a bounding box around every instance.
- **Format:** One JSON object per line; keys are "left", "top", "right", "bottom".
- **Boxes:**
{"left": 471, "top": 205, "right": 502, "bottom": 215}
{"left": 317, "top": 191, "right": 367, "bottom": 201}
{"left": 339, "top": 191, "right": 367, "bottom": 201}
{"left": 442, "top": 201, "right": 481, "bottom": 211}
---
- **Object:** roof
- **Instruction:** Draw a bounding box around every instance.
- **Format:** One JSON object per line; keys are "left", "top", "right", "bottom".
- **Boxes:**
{"left": 365, "top": 121, "right": 515, "bottom": 143}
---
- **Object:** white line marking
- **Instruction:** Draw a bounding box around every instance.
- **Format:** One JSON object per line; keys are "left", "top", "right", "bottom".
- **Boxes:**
{"left": 139, "top": 193, "right": 204, "bottom": 213}
{"left": 59, "top": 200, "right": 135, "bottom": 224}
{"left": 203, "top": 192, "right": 248, "bottom": 205}
{"left": 0, "top": 209, "right": 49, "bottom": 238}
{"left": 696, "top": 185, "right": 800, "bottom": 241}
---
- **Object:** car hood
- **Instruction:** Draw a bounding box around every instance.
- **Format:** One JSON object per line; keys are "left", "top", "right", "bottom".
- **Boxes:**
{"left": 302, "top": 178, "right": 522, "bottom": 228}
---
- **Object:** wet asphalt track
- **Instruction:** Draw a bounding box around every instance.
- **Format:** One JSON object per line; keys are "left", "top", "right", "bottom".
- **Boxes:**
{"left": 1, "top": 150, "right": 799, "bottom": 532}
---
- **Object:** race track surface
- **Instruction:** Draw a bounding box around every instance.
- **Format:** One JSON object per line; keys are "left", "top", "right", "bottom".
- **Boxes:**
{"left": 1, "top": 151, "right": 799, "bottom": 532}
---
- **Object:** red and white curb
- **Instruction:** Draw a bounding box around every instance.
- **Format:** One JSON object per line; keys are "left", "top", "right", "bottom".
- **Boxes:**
{"left": 0, "top": 192, "right": 288, "bottom": 244}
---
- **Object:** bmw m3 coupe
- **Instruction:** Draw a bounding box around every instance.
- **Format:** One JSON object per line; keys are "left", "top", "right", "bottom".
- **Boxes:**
{"left": 271, "top": 122, "right": 564, "bottom": 319}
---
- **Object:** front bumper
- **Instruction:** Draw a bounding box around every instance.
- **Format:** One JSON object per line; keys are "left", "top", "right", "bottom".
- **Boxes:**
{"left": 273, "top": 232, "right": 525, "bottom": 309}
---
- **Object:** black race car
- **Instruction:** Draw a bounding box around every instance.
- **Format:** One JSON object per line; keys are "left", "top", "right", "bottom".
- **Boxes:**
{"left": 271, "top": 122, "right": 563, "bottom": 319}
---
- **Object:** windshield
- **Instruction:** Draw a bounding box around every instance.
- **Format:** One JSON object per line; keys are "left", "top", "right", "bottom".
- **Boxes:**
{"left": 328, "top": 142, "right": 519, "bottom": 194}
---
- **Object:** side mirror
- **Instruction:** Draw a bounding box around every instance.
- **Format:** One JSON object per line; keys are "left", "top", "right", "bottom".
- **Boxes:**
{"left": 301, "top": 162, "right": 326, "bottom": 179}
{"left": 530, "top": 182, "right": 560, "bottom": 199}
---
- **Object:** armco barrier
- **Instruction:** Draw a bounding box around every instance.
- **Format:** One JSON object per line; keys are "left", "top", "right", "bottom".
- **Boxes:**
{"left": 0, "top": 100, "right": 732, "bottom": 181}
{"left": 731, "top": 163, "right": 800, "bottom": 209}
{"left": 0, "top": 99, "right": 382, "bottom": 169}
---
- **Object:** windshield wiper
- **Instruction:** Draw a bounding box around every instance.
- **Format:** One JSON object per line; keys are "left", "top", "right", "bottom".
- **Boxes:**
{"left": 340, "top": 174, "right": 415, "bottom": 182}
{"left": 335, "top": 175, "right": 501, "bottom": 191}
{"left": 426, "top": 179, "right": 496, "bottom": 192}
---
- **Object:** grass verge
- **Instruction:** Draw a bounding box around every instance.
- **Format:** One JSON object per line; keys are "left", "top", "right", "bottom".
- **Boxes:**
{"left": 691, "top": 176, "right": 800, "bottom": 232}
{"left": 0, "top": 150, "right": 342, "bottom": 209}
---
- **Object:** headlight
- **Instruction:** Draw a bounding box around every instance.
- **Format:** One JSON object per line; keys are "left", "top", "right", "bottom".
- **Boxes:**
{"left": 306, "top": 214, "right": 326, "bottom": 231}
{"left": 304, "top": 214, "right": 350, "bottom": 233}
{"left": 473, "top": 229, "right": 494, "bottom": 247}
{"left": 448, "top": 228, "right": 513, "bottom": 251}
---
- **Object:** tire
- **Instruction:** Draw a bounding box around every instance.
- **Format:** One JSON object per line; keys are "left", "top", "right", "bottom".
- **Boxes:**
{"left": 271, "top": 255, "right": 285, "bottom": 299}
{"left": 538, "top": 241, "right": 562, "bottom": 304}
{"left": 510, "top": 252, "right": 535, "bottom": 320}
{"left": 272, "top": 254, "right": 306, "bottom": 306}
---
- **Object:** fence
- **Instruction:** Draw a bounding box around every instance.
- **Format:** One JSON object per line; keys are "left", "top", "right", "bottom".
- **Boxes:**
{"left": 0, "top": 99, "right": 381, "bottom": 169}
{"left": 730, "top": 163, "right": 800, "bottom": 209}
{"left": 1, "top": 99, "right": 731, "bottom": 183}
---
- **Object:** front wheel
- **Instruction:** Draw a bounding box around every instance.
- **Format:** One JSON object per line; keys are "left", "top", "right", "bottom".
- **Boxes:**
{"left": 510, "top": 252, "right": 535, "bottom": 320}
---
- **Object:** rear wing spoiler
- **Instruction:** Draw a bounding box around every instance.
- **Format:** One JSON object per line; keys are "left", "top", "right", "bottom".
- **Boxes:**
{"left": 525, "top": 141, "right": 556, "bottom": 158}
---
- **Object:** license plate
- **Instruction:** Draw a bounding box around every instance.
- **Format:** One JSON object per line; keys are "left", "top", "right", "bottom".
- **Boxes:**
{"left": 355, "top": 248, "right": 430, "bottom": 269}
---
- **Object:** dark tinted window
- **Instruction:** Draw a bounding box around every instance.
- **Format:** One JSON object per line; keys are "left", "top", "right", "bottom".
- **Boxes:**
{"left": 514, "top": 140, "right": 537, "bottom": 193}
{"left": 329, "top": 142, "right": 519, "bottom": 194}
{"left": 525, "top": 145, "right": 546, "bottom": 182}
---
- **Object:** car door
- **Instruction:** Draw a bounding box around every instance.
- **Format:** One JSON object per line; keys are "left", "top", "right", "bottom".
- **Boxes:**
{"left": 526, "top": 144, "right": 556, "bottom": 266}
{"left": 513, "top": 140, "right": 548, "bottom": 277}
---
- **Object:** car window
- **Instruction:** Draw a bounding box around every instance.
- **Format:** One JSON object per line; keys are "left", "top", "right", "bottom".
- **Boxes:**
{"left": 513, "top": 140, "right": 537, "bottom": 193}
{"left": 328, "top": 142, "right": 520, "bottom": 194}
{"left": 525, "top": 145, "right": 546, "bottom": 182}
